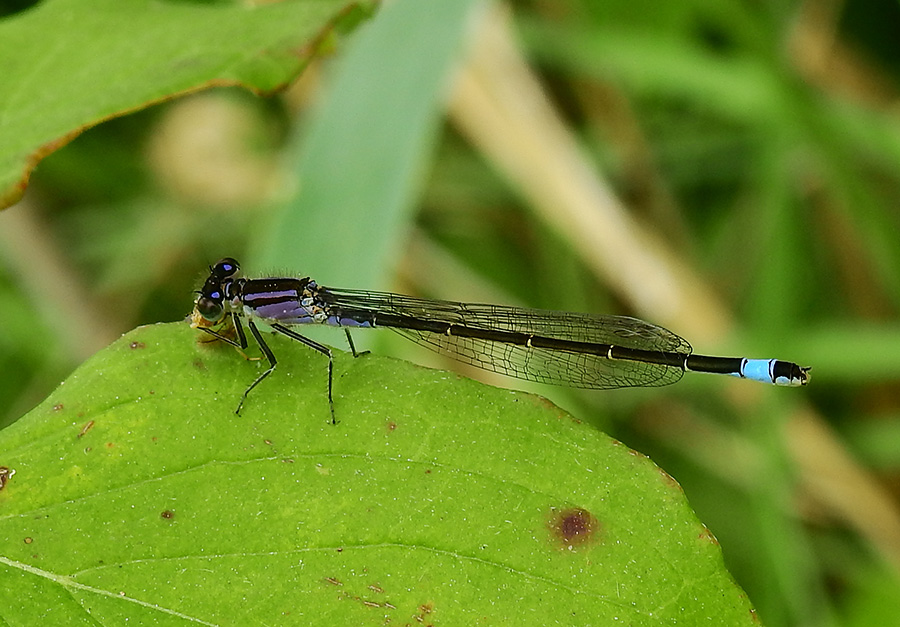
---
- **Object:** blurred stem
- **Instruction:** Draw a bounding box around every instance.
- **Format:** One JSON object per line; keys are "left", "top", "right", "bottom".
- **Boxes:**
{"left": 0, "top": 199, "right": 120, "bottom": 361}
{"left": 448, "top": 4, "right": 730, "bottom": 344}
{"left": 786, "top": 408, "right": 900, "bottom": 570}
{"left": 790, "top": 0, "right": 900, "bottom": 108}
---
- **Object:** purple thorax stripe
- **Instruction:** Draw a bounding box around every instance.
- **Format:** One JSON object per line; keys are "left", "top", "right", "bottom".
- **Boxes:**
{"left": 243, "top": 288, "right": 307, "bottom": 322}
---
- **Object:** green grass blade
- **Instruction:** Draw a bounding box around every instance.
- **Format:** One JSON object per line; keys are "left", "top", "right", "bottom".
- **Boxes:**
{"left": 255, "top": 0, "right": 481, "bottom": 288}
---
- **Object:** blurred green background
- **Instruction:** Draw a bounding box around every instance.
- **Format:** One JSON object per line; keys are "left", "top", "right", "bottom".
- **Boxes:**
{"left": 3, "top": 0, "right": 900, "bottom": 625}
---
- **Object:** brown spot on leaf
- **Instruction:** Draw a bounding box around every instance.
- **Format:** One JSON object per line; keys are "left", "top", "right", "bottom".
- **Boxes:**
{"left": 0, "top": 467, "right": 13, "bottom": 491}
{"left": 386, "top": 420, "right": 397, "bottom": 432}
{"left": 130, "top": 341, "right": 145, "bottom": 350}
{"left": 324, "top": 576, "right": 342, "bottom": 586}
{"left": 77, "top": 420, "right": 95, "bottom": 438}
{"left": 53, "top": 403, "right": 64, "bottom": 412}
{"left": 161, "top": 510, "right": 175, "bottom": 520}
{"left": 548, "top": 507, "right": 600, "bottom": 549}
{"left": 698, "top": 526, "right": 719, "bottom": 546}
{"left": 24, "top": 537, "right": 33, "bottom": 545}
{"left": 414, "top": 602, "right": 434, "bottom": 624}
{"left": 658, "top": 467, "right": 683, "bottom": 493}
{"left": 333, "top": 587, "right": 397, "bottom": 612}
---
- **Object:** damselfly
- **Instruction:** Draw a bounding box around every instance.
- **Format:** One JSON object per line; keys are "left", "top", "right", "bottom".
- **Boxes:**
{"left": 191, "top": 258, "right": 810, "bottom": 421}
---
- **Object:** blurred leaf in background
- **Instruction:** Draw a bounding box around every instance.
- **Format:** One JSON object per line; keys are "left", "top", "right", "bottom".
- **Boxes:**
{"left": 2, "top": 0, "right": 900, "bottom": 625}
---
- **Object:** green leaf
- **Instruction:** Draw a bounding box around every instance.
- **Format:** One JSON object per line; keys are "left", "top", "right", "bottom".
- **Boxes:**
{"left": 0, "top": 0, "right": 369, "bottom": 209}
{"left": 0, "top": 323, "right": 757, "bottom": 624}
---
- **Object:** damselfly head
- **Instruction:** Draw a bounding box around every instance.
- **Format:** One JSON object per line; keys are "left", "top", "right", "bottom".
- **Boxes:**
{"left": 193, "top": 285, "right": 225, "bottom": 323}
{"left": 191, "top": 258, "right": 241, "bottom": 326}
{"left": 210, "top": 258, "right": 241, "bottom": 280}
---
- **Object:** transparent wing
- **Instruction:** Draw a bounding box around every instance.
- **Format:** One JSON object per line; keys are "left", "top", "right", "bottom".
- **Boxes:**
{"left": 323, "top": 288, "right": 691, "bottom": 389}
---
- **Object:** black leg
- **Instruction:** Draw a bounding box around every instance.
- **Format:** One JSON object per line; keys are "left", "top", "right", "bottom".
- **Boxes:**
{"left": 199, "top": 326, "right": 242, "bottom": 349}
{"left": 198, "top": 313, "right": 249, "bottom": 350}
{"left": 344, "top": 329, "right": 370, "bottom": 358}
{"left": 230, "top": 312, "right": 248, "bottom": 349}
{"left": 271, "top": 323, "right": 337, "bottom": 424}
{"left": 235, "top": 319, "right": 279, "bottom": 416}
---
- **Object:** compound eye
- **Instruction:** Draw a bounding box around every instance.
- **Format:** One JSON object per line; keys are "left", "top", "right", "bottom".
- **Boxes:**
{"left": 196, "top": 293, "right": 224, "bottom": 321}
{"left": 213, "top": 258, "right": 240, "bottom": 279}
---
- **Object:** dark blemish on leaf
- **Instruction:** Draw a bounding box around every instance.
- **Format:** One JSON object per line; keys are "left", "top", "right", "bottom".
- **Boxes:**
{"left": 336, "top": 547, "right": 343, "bottom": 553}
{"left": 281, "top": 458, "right": 295, "bottom": 464}
{"left": 535, "top": 395, "right": 559, "bottom": 413}
{"left": 161, "top": 510, "right": 175, "bottom": 520}
{"left": 368, "top": 583, "right": 384, "bottom": 594}
{"left": 699, "top": 526, "right": 719, "bottom": 546}
{"left": 264, "top": 439, "right": 273, "bottom": 446}
{"left": 324, "top": 577, "right": 342, "bottom": 586}
{"left": 53, "top": 403, "right": 64, "bottom": 411}
{"left": 192, "top": 358, "right": 207, "bottom": 371}
{"left": 130, "top": 341, "right": 145, "bottom": 350}
{"left": 424, "top": 469, "right": 432, "bottom": 474}
{"left": 386, "top": 420, "right": 397, "bottom": 432}
{"left": 334, "top": 589, "right": 397, "bottom": 611}
{"left": 548, "top": 507, "right": 600, "bottom": 549}
{"left": 24, "top": 537, "right": 32, "bottom": 544}
{"left": 414, "top": 602, "right": 434, "bottom": 623}
{"left": 77, "top": 420, "right": 95, "bottom": 438}
{"left": 0, "top": 467, "right": 14, "bottom": 491}
{"left": 106, "top": 442, "right": 115, "bottom": 448}
{"left": 658, "top": 467, "right": 683, "bottom": 492}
